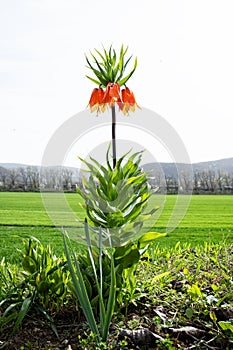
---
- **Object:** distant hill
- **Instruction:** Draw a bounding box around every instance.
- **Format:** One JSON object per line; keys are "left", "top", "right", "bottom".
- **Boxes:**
{"left": 143, "top": 157, "right": 233, "bottom": 179}
{"left": 0, "top": 163, "right": 79, "bottom": 172}
{"left": 0, "top": 163, "right": 30, "bottom": 169}
{"left": 193, "top": 157, "right": 233, "bottom": 173}
{"left": 0, "top": 166, "right": 7, "bottom": 174}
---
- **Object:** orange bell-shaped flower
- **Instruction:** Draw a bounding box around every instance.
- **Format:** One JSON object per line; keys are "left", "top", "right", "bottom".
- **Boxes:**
{"left": 88, "top": 88, "right": 104, "bottom": 112}
{"left": 120, "top": 87, "right": 138, "bottom": 115}
{"left": 102, "top": 82, "right": 122, "bottom": 106}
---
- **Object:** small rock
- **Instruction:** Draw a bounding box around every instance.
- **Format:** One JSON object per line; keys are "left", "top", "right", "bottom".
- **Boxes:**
{"left": 119, "top": 327, "right": 164, "bottom": 346}
{"left": 62, "top": 339, "right": 69, "bottom": 345}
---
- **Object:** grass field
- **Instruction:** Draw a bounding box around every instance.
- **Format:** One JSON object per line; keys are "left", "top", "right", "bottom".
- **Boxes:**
{"left": 0, "top": 192, "right": 233, "bottom": 263}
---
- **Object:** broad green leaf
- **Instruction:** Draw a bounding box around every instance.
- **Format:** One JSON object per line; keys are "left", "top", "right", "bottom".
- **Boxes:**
{"left": 89, "top": 156, "right": 109, "bottom": 179}
{"left": 114, "top": 248, "right": 140, "bottom": 269}
{"left": 218, "top": 321, "right": 233, "bottom": 333}
{"left": 124, "top": 203, "right": 144, "bottom": 222}
{"left": 139, "top": 232, "right": 167, "bottom": 247}
{"left": 22, "top": 256, "right": 37, "bottom": 274}
{"left": 114, "top": 243, "right": 134, "bottom": 260}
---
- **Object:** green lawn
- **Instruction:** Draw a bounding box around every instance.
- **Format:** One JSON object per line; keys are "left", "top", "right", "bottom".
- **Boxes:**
{"left": 0, "top": 192, "right": 232, "bottom": 263}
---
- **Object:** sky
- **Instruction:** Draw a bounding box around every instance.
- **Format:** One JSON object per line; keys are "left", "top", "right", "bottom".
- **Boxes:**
{"left": 1, "top": 0, "right": 233, "bottom": 166}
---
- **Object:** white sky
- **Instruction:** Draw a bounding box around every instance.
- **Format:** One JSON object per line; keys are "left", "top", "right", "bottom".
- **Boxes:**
{"left": 1, "top": 0, "right": 233, "bottom": 166}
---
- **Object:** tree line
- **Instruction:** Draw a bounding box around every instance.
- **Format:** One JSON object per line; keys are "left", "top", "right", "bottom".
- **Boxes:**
{"left": 0, "top": 166, "right": 80, "bottom": 192}
{"left": 0, "top": 166, "right": 233, "bottom": 194}
{"left": 147, "top": 168, "right": 233, "bottom": 194}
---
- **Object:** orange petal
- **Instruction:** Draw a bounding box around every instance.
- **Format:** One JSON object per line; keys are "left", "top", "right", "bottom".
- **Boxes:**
{"left": 88, "top": 88, "right": 99, "bottom": 108}
{"left": 103, "top": 83, "right": 122, "bottom": 107}
{"left": 88, "top": 88, "right": 104, "bottom": 113}
{"left": 120, "top": 87, "right": 139, "bottom": 114}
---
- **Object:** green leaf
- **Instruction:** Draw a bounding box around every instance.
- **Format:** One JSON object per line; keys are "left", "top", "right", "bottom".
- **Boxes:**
{"left": 38, "top": 280, "right": 50, "bottom": 293}
{"left": 218, "top": 321, "right": 233, "bottom": 333}
{"left": 94, "top": 48, "right": 106, "bottom": 62}
{"left": 209, "top": 311, "right": 217, "bottom": 323}
{"left": 118, "top": 44, "right": 126, "bottom": 74}
{"left": 62, "top": 231, "right": 100, "bottom": 340}
{"left": 76, "top": 149, "right": 155, "bottom": 244}
{"left": 114, "top": 243, "right": 133, "bottom": 260}
{"left": 102, "top": 246, "right": 116, "bottom": 342}
{"left": 106, "top": 144, "right": 113, "bottom": 172}
{"left": 0, "top": 311, "right": 18, "bottom": 328}
{"left": 91, "top": 53, "right": 110, "bottom": 81}
{"left": 152, "top": 271, "right": 170, "bottom": 281}
{"left": 2, "top": 303, "right": 20, "bottom": 317}
{"left": 36, "top": 306, "right": 59, "bottom": 339}
{"left": 187, "top": 284, "right": 203, "bottom": 298}
{"left": 216, "top": 293, "right": 233, "bottom": 307}
{"left": 85, "top": 56, "right": 108, "bottom": 86}
{"left": 86, "top": 75, "right": 102, "bottom": 86}
{"left": 85, "top": 45, "right": 137, "bottom": 86}
{"left": 84, "top": 221, "right": 106, "bottom": 331}
{"left": 139, "top": 232, "right": 167, "bottom": 248}
{"left": 12, "top": 297, "right": 31, "bottom": 335}
{"left": 22, "top": 256, "right": 37, "bottom": 274}
{"left": 104, "top": 46, "right": 111, "bottom": 62}
{"left": 112, "top": 63, "right": 119, "bottom": 82}
{"left": 124, "top": 203, "right": 144, "bottom": 222}
{"left": 89, "top": 156, "right": 109, "bottom": 179}
{"left": 116, "top": 46, "right": 130, "bottom": 82}
{"left": 114, "top": 247, "right": 140, "bottom": 269}
{"left": 118, "top": 57, "right": 137, "bottom": 86}
{"left": 185, "top": 308, "right": 194, "bottom": 319}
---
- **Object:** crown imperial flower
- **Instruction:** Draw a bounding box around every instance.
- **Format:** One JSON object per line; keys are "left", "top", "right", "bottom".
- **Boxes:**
{"left": 86, "top": 45, "right": 139, "bottom": 114}
{"left": 120, "top": 87, "right": 138, "bottom": 115}
{"left": 88, "top": 87, "right": 105, "bottom": 113}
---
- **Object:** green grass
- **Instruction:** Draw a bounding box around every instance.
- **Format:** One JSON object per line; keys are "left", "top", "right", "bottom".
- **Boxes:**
{"left": 0, "top": 192, "right": 232, "bottom": 263}
{"left": 1, "top": 192, "right": 233, "bottom": 349}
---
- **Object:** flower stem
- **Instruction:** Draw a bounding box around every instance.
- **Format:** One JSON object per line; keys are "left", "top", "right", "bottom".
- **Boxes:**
{"left": 111, "top": 105, "right": 116, "bottom": 168}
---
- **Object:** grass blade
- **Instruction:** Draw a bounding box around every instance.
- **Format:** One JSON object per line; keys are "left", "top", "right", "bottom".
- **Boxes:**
{"left": 12, "top": 297, "right": 31, "bottom": 335}
{"left": 102, "top": 237, "right": 116, "bottom": 342}
{"left": 36, "top": 305, "right": 59, "bottom": 339}
{"left": 84, "top": 220, "right": 106, "bottom": 334}
{"left": 62, "top": 230, "right": 100, "bottom": 340}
